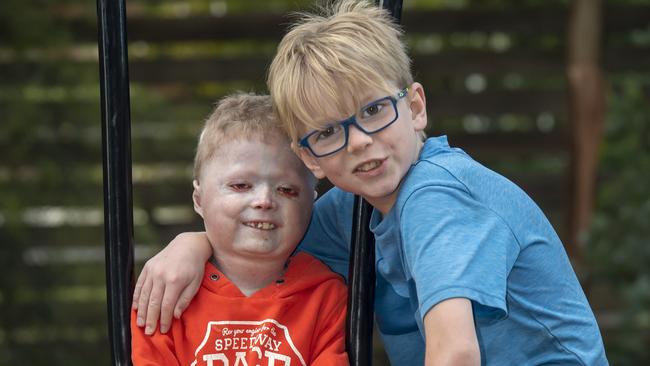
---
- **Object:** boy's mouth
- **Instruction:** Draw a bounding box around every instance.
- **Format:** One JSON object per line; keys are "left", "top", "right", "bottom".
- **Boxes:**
{"left": 354, "top": 159, "right": 384, "bottom": 173}
{"left": 243, "top": 221, "right": 277, "bottom": 230}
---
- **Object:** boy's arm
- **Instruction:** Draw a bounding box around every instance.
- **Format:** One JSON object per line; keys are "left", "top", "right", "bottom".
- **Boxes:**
{"left": 398, "top": 176, "right": 517, "bottom": 364}
{"left": 133, "top": 232, "right": 212, "bottom": 334}
{"left": 423, "top": 298, "right": 480, "bottom": 366}
{"left": 130, "top": 309, "right": 181, "bottom": 366}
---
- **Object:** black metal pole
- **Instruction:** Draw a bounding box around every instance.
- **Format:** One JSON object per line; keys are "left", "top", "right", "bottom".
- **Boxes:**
{"left": 346, "top": 2, "right": 404, "bottom": 366}
{"left": 96, "top": 0, "right": 135, "bottom": 364}
{"left": 346, "top": 196, "right": 376, "bottom": 366}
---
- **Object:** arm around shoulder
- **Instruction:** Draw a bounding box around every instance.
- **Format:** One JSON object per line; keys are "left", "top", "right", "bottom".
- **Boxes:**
{"left": 423, "top": 298, "right": 480, "bottom": 366}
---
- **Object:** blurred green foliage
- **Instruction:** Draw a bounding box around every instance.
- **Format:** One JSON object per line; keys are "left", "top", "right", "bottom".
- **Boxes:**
{"left": 586, "top": 76, "right": 650, "bottom": 365}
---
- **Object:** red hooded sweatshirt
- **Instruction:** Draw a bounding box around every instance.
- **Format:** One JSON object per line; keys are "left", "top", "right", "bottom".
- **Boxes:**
{"left": 131, "top": 252, "right": 349, "bottom": 366}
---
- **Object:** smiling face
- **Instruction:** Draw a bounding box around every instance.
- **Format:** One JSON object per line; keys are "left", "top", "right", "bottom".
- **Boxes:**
{"left": 192, "top": 135, "right": 315, "bottom": 262}
{"left": 298, "top": 82, "right": 427, "bottom": 215}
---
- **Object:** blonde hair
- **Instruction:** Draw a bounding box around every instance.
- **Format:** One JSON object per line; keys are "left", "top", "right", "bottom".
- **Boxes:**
{"left": 193, "top": 93, "right": 290, "bottom": 179}
{"left": 268, "top": 0, "right": 415, "bottom": 144}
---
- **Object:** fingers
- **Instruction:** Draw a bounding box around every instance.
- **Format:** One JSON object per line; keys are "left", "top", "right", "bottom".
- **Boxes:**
{"left": 135, "top": 270, "right": 154, "bottom": 328}
{"left": 158, "top": 283, "right": 183, "bottom": 334}
{"left": 144, "top": 281, "right": 165, "bottom": 335}
{"left": 174, "top": 277, "right": 202, "bottom": 319}
{"left": 132, "top": 265, "right": 148, "bottom": 310}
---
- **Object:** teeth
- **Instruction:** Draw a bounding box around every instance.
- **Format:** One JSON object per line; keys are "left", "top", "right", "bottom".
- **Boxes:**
{"left": 246, "top": 222, "right": 276, "bottom": 230}
{"left": 357, "top": 160, "right": 380, "bottom": 172}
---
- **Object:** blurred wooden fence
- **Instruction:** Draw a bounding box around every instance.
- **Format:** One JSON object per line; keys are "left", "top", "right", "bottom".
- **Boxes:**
{"left": 1, "top": 3, "right": 649, "bottom": 365}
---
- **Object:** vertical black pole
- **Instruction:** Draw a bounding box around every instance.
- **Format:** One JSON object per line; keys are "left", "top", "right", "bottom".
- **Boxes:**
{"left": 346, "top": 3, "right": 403, "bottom": 366}
{"left": 96, "top": 0, "right": 134, "bottom": 364}
{"left": 347, "top": 196, "right": 376, "bottom": 366}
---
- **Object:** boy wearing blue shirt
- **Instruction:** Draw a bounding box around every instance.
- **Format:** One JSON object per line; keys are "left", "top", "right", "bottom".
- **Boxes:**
{"left": 133, "top": 1, "right": 608, "bottom": 364}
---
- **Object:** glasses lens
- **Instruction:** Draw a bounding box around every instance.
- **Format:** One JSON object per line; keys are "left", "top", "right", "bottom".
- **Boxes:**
{"left": 307, "top": 124, "right": 346, "bottom": 156}
{"left": 356, "top": 97, "right": 396, "bottom": 133}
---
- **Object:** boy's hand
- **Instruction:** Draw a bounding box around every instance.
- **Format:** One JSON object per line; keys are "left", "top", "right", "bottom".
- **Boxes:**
{"left": 132, "top": 232, "right": 211, "bottom": 334}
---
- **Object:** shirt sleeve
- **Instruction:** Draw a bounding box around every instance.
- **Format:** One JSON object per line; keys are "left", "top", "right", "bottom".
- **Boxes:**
{"left": 298, "top": 188, "right": 353, "bottom": 280}
{"left": 400, "top": 183, "right": 520, "bottom": 322}
{"left": 309, "top": 278, "right": 350, "bottom": 366}
{"left": 130, "top": 310, "right": 180, "bottom": 366}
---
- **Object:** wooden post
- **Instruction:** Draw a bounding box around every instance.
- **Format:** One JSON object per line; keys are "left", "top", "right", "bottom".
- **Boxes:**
{"left": 567, "top": 0, "right": 605, "bottom": 263}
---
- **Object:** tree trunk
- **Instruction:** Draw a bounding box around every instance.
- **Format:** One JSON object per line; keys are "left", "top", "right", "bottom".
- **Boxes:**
{"left": 567, "top": 0, "right": 605, "bottom": 265}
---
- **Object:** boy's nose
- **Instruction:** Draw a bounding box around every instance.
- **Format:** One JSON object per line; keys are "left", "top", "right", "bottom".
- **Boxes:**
{"left": 251, "top": 186, "right": 276, "bottom": 210}
{"left": 346, "top": 125, "right": 373, "bottom": 153}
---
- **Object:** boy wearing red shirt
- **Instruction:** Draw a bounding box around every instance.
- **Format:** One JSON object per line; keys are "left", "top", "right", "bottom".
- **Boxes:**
{"left": 130, "top": 93, "right": 348, "bottom": 366}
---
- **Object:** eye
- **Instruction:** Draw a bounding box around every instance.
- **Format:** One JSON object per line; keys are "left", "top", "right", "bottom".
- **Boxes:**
{"left": 314, "top": 124, "right": 342, "bottom": 141}
{"left": 277, "top": 186, "right": 299, "bottom": 197}
{"left": 229, "top": 183, "right": 251, "bottom": 191}
{"left": 360, "top": 100, "right": 390, "bottom": 119}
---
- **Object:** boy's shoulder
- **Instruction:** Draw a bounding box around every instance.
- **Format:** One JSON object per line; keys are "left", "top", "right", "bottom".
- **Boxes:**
{"left": 281, "top": 252, "right": 347, "bottom": 294}
{"left": 412, "top": 136, "right": 474, "bottom": 174}
{"left": 397, "top": 135, "right": 526, "bottom": 211}
{"left": 401, "top": 135, "right": 476, "bottom": 192}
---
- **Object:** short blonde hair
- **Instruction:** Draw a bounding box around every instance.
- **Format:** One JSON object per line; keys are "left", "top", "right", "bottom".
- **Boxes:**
{"left": 268, "top": 0, "right": 414, "bottom": 144}
{"left": 193, "top": 93, "right": 289, "bottom": 179}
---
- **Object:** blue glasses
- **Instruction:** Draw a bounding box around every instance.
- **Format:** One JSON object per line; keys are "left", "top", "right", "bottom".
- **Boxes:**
{"left": 299, "top": 88, "right": 408, "bottom": 157}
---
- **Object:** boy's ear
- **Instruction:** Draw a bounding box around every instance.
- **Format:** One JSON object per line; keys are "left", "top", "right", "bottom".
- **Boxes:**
{"left": 192, "top": 180, "right": 204, "bottom": 218}
{"left": 408, "top": 82, "right": 428, "bottom": 132}
{"left": 297, "top": 148, "right": 327, "bottom": 179}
